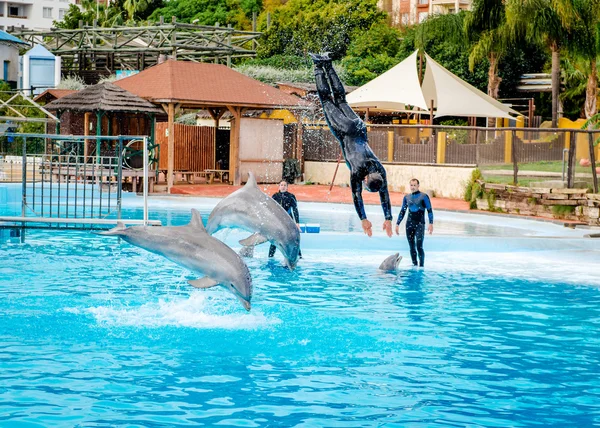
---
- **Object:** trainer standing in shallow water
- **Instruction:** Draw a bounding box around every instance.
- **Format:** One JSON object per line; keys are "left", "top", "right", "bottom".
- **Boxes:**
{"left": 270, "top": 180, "right": 302, "bottom": 259}
{"left": 309, "top": 52, "right": 393, "bottom": 238}
{"left": 395, "top": 179, "right": 434, "bottom": 267}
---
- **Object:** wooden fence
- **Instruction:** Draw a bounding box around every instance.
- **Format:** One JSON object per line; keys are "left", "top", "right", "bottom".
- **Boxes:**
{"left": 155, "top": 123, "right": 215, "bottom": 171}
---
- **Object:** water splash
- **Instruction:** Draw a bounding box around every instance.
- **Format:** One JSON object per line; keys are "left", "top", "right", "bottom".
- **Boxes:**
{"left": 83, "top": 293, "right": 280, "bottom": 330}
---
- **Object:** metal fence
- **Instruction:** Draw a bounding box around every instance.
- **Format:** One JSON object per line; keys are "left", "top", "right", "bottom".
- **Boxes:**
{"left": 301, "top": 124, "right": 599, "bottom": 191}
{"left": 0, "top": 133, "right": 158, "bottom": 233}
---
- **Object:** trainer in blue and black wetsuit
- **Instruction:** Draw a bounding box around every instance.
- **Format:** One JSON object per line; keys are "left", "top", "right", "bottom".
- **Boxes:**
{"left": 269, "top": 180, "right": 302, "bottom": 258}
{"left": 310, "top": 52, "right": 393, "bottom": 238}
{"left": 395, "top": 179, "right": 434, "bottom": 267}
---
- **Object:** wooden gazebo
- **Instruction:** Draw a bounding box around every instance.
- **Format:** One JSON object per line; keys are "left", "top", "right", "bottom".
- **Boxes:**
{"left": 45, "top": 82, "right": 165, "bottom": 142}
{"left": 115, "top": 60, "right": 310, "bottom": 189}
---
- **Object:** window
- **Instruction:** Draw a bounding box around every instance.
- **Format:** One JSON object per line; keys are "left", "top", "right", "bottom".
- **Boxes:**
{"left": 43, "top": 7, "right": 53, "bottom": 18}
{"left": 30, "top": 58, "right": 55, "bottom": 91}
{"left": 418, "top": 0, "right": 428, "bottom": 5}
{"left": 401, "top": 13, "right": 410, "bottom": 25}
{"left": 60, "top": 0, "right": 70, "bottom": 2}
{"left": 9, "top": 6, "right": 21, "bottom": 17}
{"left": 418, "top": 11, "right": 429, "bottom": 22}
{"left": 59, "top": 8, "right": 66, "bottom": 19}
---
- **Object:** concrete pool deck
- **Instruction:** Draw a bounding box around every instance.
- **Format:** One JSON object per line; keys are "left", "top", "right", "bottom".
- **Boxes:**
{"left": 169, "top": 183, "right": 587, "bottom": 226}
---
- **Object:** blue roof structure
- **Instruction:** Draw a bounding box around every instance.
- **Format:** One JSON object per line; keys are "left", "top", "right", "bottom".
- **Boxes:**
{"left": 0, "top": 30, "right": 28, "bottom": 46}
{"left": 24, "top": 44, "right": 54, "bottom": 58}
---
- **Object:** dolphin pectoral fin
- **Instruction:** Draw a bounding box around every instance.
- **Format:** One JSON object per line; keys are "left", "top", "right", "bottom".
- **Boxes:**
{"left": 98, "top": 221, "right": 126, "bottom": 236}
{"left": 189, "top": 209, "right": 207, "bottom": 232}
{"left": 188, "top": 278, "right": 220, "bottom": 289}
{"left": 239, "top": 233, "right": 269, "bottom": 247}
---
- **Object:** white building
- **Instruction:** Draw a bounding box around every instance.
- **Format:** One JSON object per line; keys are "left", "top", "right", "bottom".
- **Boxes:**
{"left": 378, "top": 0, "right": 471, "bottom": 27}
{"left": 0, "top": 0, "right": 77, "bottom": 32}
{"left": 0, "top": 29, "right": 27, "bottom": 87}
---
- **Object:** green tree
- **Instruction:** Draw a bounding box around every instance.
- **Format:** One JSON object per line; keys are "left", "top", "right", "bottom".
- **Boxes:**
{"left": 148, "top": 0, "right": 253, "bottom": 29}
{"left": 566, "top": 0, "right": 600, "bottom": 119}
{"left": 506, "top": 0, "right": 577, "bottom": 126}
{"left": 256, "top": 0, "right": 385, "bottom": 60}
{"left": 464, "top": 0, "right": 510, "bottom": 100}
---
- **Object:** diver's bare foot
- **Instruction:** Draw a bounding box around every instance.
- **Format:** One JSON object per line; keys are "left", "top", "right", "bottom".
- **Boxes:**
{"left": 308, "top": 52, "right": 332, "bottom": 66}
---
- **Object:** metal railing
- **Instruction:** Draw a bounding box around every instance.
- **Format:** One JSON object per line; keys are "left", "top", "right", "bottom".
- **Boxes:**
{"left": 302, "top": 124, "right": 599, "bottom": 191}
{"left": 0, "top": 133, "right": 158, "bottom": 232}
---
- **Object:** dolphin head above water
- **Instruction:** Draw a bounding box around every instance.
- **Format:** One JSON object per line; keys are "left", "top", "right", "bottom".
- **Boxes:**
{"left": 206, "top": 172, "right": 301, "bottom": 270}
{"left": 100, "top": 209, "right": 253, "bottom": 311}
{"left": 379, "top": 253, "right": 402, "bottom": 273}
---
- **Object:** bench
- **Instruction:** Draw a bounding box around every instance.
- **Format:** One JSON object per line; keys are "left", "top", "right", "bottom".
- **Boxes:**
{"left": 204, "top": 169, "right": 230, "bottom": 184}
{"left": 176, "top": 171, "right": 214, "bottom": 184}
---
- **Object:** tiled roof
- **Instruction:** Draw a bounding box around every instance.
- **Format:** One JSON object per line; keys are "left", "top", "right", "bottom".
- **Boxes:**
{"left": 34, "top": 89, "right": 78, "bottom": 103}
{"left": 114, "top": 60, "right": 310, "bottom": 109}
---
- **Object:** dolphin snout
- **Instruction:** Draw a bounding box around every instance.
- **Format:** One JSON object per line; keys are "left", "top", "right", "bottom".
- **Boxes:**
{"left": 242, "top": 300, "right": 251, "bottom": 311}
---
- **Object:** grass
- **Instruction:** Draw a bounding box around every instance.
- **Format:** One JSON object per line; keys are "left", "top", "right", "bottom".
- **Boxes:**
{"left": 482, "top": 175, "right": 541, "bottom": 187}
{"left": 481, "top": 161, "right": 589, "bottom": 173}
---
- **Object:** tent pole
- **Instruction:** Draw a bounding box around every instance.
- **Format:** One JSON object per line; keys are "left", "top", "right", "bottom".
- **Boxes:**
{"left": 429, "top": 99, "right": 434, "bottom": 125}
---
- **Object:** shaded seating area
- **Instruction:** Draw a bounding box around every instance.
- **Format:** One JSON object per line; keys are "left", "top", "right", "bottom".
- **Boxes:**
{"left": 45, "top": 82, "right": 165, "bottom": 191}
{"left": 115, "top": 60, "right": 310, "bottom": 190}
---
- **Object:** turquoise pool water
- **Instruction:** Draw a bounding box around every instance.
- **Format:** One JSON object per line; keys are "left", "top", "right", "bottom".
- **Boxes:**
{"left": 1, "top": 184, "right": 600, "bottom": 426}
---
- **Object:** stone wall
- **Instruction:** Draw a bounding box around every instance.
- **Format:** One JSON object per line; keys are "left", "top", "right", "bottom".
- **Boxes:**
{"left": 304, "top": 161, "right": 475, "bottom": 199}
{"left": 475, "top": 182, "right": 600, "bottom": 225}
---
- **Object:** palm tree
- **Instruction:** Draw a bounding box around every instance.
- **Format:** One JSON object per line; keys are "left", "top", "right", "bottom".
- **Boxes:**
{"left": 567, "top": 0, "right": 600, "bottom": 119}
{"left": 506, "top": 0, "right": 576, "bottom": 127}
{"left": 464, "top": 0, "right": 509, "bottom": 100}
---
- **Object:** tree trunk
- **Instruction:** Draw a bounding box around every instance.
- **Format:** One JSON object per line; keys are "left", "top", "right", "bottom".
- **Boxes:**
{"left": 585, "top": 59, "right": 598, "bottom": 120}
{"left": 551, "top": 44, "right": 560, "bottom": 128}
{"left": 487, "top": 53, "right": 502, "bottom": 127}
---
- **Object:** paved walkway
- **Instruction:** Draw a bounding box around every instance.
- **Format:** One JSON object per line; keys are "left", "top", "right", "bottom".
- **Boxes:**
{"left": 169, "top": 183, "right": 587, "bottom": 225}
{"left": 170, "top": 183, "right": 471, "bottom": 211}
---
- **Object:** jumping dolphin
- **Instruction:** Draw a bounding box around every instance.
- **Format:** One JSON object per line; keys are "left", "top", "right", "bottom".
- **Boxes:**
{"left": 379, "top": 253, "right": 402, "bottom": 273}
{"left": 206, "top": 172, "right": 301, "bottom": 270}
{"left": 100, "top": 209, "right": 253, "bottom": 311}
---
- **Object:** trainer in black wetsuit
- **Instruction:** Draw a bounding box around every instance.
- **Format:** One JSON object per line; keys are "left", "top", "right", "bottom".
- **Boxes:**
{"left": 395, "top": 179, "right": 434, "bottom": 267}
{"left": 310, "top": 52, "right": 393, "bottom": 238}
{"left": 269, "top": 180, "right": 302, "bottom": 258}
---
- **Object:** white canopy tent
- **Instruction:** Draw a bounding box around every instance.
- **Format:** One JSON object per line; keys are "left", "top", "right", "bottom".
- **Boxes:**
{"left": 347, "top": 50, "right": 519, "bottom": 119}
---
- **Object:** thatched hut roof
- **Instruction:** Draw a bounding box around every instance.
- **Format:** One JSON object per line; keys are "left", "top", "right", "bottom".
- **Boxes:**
{"left": 45, "top": 82, "right": 164, "bottom": 114}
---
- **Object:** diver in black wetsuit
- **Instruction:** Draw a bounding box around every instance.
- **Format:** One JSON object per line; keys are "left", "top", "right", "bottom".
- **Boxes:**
{"left": 269, "top": 180, "right": 302, "bottom": 258}
{"left": 395, "top": 179, "right": 434, "bottom": 267}
{"left": 310, "top": 52, "right": 393, "bottom": 238}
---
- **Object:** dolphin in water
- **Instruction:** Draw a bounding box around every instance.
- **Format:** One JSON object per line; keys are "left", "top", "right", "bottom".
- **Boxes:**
{"left": 206, "top": 172, "right": 301, "bottom": 270}
{"left": 379, "top": 253, "right": 402, "bottom": 273}
{"left": 100, "top": 209, "right": 253, "bottom": 311}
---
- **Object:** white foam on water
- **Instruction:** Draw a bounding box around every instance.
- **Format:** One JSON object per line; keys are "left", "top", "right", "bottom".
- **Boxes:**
{"left": 84, "top": 293, "right": 280, "bottom": 330}
{"left": 305, "top": 248, "right": 600, "bottom": 288}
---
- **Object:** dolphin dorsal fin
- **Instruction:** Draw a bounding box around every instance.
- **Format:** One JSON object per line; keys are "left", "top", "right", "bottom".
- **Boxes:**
{"left": 189, "top": 209, "right": 206, "bottom": 232}
{"left": 245, "top": 172, "right": 257, "bottom": 188}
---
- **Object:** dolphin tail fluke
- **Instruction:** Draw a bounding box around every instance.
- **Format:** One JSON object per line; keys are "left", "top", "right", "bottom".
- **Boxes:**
{"left": 239, "top": 246, "right": 255, "bottom": 258}
{"left": 239, "top": 233, "right": 269, "bottom": 247}
{"left": 188, "top": 277, "right": 220, "bottom": 289}
{"left": 98, "top": 221, "right": 127, "bottom": 236}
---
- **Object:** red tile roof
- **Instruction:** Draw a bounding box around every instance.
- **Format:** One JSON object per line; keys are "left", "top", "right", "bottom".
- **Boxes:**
{"left": 114, "top": 60, "right": 310, "bottom": 109}
{"left": 33, "top": 89, "right": 78, "bottom": 103}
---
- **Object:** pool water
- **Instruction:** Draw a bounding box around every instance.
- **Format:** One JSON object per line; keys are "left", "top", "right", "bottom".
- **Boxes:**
{"left": 1, "top": 186, "right": 600, "bottom": 426}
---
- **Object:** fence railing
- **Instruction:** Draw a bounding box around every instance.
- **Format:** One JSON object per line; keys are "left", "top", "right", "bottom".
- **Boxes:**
{"left": 0, "top": 133, "right": 157, "bottom": 231}
{"left": 302, "top": 124, "right": 599, "bottom": 191}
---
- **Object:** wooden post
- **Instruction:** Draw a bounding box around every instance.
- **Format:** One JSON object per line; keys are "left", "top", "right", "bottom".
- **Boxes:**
{"left": 436, "top": 132, "right": 446, "bottom": 164}
{"left": 387, "top": 130, "right": 394, "bottom": 162}
{"left": 504, "top": 130, "right": 512, "bottom": 164}
{"left": 429, "top": 99, "right": 434, "bottom": 125}
{"left": 528, "top": 98, "right": 534, "bottom": 127}
{"left": 84, "top": 112, "right": 91, "bottom": 161}
{"left": 167, "top": 102, "right": 175, "bottom": 192}
{"left": 567, "top": 132, "right": 576, "bottom": 188}
{"left": 511, "top": 130, "right": 518, "bottom": 185}
{"left": 589, "top": 133, "right": 598, "bottom": 193}
{"left": 227, "top": 106, "right": 242, "bottom": 185}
